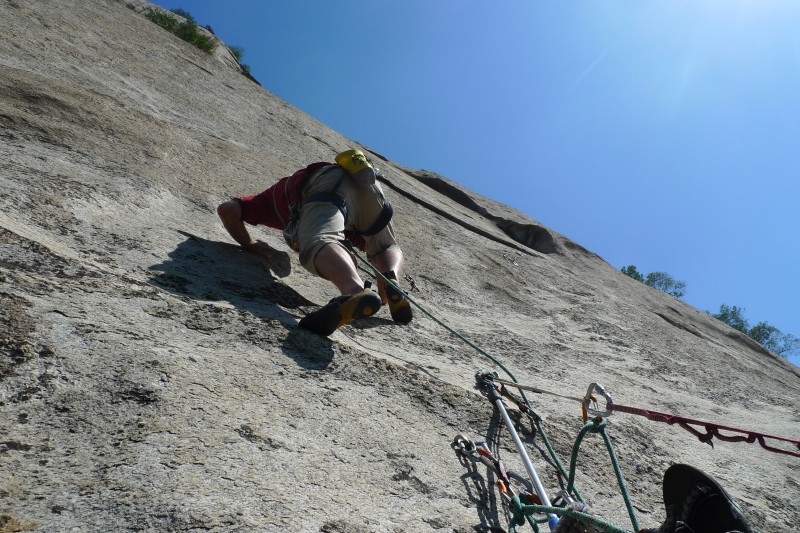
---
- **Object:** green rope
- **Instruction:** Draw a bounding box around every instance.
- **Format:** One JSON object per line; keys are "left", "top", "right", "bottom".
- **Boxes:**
{"left": 567, "top": 421, "right": 596, "bottom": 494}
{"left": 601, "top": 426, "right": 640, "bottom": 532}
{"left": 346, "top": 243, "right": 639, "bottom": 533}
{"left": 566, "top": 418, "right": 640, "bottom": 532}
{"left": 503, "top": 486, "right": 550, "bottom": 533}
{"left": 510, "top": 502, "right": 633, "bottom": 533}
{"left": 526, "top": 514, "right": 543, "bottom": 533}
{"left": 532, "top": 416, "right": 585, "bottom": 503}
{"left": 346, "top": 242, "right": 526, "bottom": 398}
{"left": 507, "top": 495, "right": 544, "bottom": 533}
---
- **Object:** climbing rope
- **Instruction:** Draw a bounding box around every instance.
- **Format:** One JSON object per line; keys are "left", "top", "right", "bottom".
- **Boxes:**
{"left": 342, "top": 242, "right": 798, "bottom": 533}
{"left": 565, "top": 417, "right": 639, "bottom": 532}
{"left": 477, "top": 374, "right": 641, "bottom": 532}
{"left": 348, "top": 243, "right": 637, "bottom": 531}
{"left": 346, "top": 242, "right": 526, "bottom": 396}
{"left": 508, "top": 503, "right": 631, "bottom": 533}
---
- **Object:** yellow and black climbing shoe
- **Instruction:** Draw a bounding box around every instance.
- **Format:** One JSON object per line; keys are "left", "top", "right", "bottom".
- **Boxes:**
{"left": 383, "top": 271, "right": 413, "bottom": 324}
{"left": 299, "top": 287, "right": 382, "bottom": 336}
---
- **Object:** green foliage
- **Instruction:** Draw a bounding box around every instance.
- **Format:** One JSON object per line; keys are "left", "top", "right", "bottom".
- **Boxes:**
{"left": 712, "top": 304, "right": 748, "bottom": 333}
{"left": 709, "top": 304, "right": 798, "bottom": 358}
{"left": 621, "top": 265, "right": 644, "bottom": 283}
{"left": 644, "top": 271, "right": 686, "bottom": 298}
{"left": 169, "top": 8, "right": 195, "bottom": 24}
{"left": 760, "top": 328, "right": 800, "bottom": 357}
{"left": 144, "top": 9, "right": 179, "bottom": 32}
{"left": 204, "top": 24, "right": 215, "bottom": 35}
{"left": 747, "top": 321, "right": 778, "bottom": 344}
{"left": 621, "top": 265, "right": 685, "bottom": 298}
{"left": 230, "top": 46, "right": 244, "bottom": 62}
{"left": 143, "top": 8, "right": 215, "bottom": 55}
{"left": 175, "top": 20, "right": 215, "bottom": 54}
{"left": 143, "top": 8, "right": 257, "bottom": 82}
{"left": 228, "top": 46, "right": 252, "bottom": 75}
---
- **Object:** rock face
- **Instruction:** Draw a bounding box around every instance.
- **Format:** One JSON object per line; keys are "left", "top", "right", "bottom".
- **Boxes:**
{"left": 118, "top": 0, "right": 248, "bottom": 76}
{"left": 1, "top": 1, "right": 798, "bottom": 532}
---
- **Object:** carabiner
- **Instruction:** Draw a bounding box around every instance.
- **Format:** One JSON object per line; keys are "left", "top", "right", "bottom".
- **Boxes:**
{"left": 507, "top": 470, "right": 534, "bottom": 495}
{"left": 452, "top": 434, "right": 476, "bottom": 455}
{"left": 452, "top": 434, "right": 487, "bottom": 463}
{"left": 584, "top": 382, "right": 614, "bottom": 418}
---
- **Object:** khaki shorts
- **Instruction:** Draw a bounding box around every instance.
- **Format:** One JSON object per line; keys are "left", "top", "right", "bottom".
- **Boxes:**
{"left": 297, "top": 166, "right": 399, "bottom": 275}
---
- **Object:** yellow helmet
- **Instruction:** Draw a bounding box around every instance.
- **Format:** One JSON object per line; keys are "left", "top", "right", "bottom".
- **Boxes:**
{"left": 335, "top": 149, "right": 372, "bottom": 174}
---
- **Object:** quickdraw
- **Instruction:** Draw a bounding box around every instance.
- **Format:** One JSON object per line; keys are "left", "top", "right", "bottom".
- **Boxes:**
{"left": 458, "top": 372, "right": 641, "bottom": 533}
{"left": 341, "top": 245, "right": 796, "bottom": 532}
{"left": 489, "top": 378, "right": 800, "bottom": 458}
{"left": 475, "top": 371, "right": 560, "bottom": 531}
{"left": 583, "top": 383, "right": 800, "bottom": 458}
{"left": 452, "top": 434, "right": 540, "bottom": 506}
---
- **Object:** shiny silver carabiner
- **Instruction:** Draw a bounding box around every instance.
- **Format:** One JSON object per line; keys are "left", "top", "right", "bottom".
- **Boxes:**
{"left": 584, "top": 382, "right": 614, "bottom": 418}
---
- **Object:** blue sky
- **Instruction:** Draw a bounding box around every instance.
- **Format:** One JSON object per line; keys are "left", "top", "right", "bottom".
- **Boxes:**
{"left": 152, "top": 1, "right": 799, "bottom": 365}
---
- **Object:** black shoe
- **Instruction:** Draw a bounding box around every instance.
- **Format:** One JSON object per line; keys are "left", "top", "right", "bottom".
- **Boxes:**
{"left": 299, "top": 288, "right": 382, "bottom": 336}
{"left": 383, "top": 271, "right": 412, "bottom": 324}
{"left": 643, "top": 464, "right": 753, "bottom": 533}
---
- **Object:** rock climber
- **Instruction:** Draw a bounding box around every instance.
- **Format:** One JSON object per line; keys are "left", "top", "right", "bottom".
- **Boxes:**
{"left": 217, "top": 149, "right": 412, "bottom": 336}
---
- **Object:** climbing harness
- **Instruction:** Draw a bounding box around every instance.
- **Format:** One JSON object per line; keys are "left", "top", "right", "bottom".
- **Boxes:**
{"left": 332, "top": 149, "right": 394, "bottom": 236}
{"left": 342, "top": 244, "right": 797, "bottom": 532}
{"left": 359, "top": 197, "right": 394, "bottom": 236}
{"left": 282, "top": 156, "right": 394, "bottom": 251}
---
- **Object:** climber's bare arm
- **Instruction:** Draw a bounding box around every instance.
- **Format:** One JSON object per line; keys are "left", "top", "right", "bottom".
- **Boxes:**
{"left": 217, "top": 200, "right": 273, "bottom": 255}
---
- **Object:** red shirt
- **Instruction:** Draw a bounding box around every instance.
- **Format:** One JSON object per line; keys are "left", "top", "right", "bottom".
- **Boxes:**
{"left": 237, "top": 162, "right": 332, "bottom": 230}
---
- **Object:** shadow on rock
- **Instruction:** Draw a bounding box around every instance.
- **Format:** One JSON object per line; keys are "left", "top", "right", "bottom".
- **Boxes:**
{"left": 348, "top": 316, "right": 395, "bottom": 331}
{"left": 451, "top": 409, "right": 509, "bottom": 533}
{"left": 280, "top": 325, "right": 334, "bottom": 370}
{"left": 149, "top": 231, "right": 314, "bottom": 318}
{"left": 150, "top": 231, "right": 314, "bottom": 308}
{"left": 150, "top": 231, "right": 337, "bottom": 368}
{"left": 150, "top": 231, "right": 336, "bottom": 369}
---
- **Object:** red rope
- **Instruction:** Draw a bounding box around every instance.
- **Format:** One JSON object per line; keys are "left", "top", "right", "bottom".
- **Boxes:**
{"left": 608, "top": 403, "right": 800, "bottom": 458}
